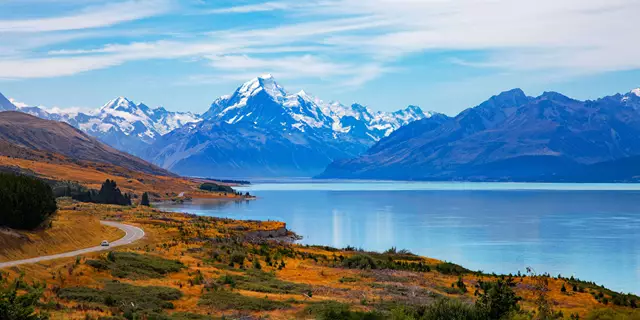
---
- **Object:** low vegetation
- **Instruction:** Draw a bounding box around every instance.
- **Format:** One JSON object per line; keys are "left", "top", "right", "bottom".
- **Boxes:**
{"left": 85, "top": 251, "right": 185, "bottom": 279}
{"left": 0, "top": 276, "right": 49, "bottom": 320}
{"left": 1, "top": 198, "right": 638, "bottom": 319}
{"left": 216, "top": 269, "right": 311, "bottom": 294}
{"left": 58, "top": 282, "right": 182, "bottom": 317}
{"left": 0, "top": 172, "right": 57, "bottom": 230}
{"left": 198, "top": 289, "right": 290, "bottom": 311}
{"left": 198, "top": 182, "right": 234, "bottom": 194}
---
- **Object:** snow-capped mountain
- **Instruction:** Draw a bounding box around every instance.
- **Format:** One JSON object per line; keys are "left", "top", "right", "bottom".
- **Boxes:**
{"left": 91, "top": 97, "right": 201, "bottom": 142}
{"left": 10, "top": 96, "right": 201, "bottom": 157}
{"left": 151, "top": 74, "right": 436, "bottom": 177}
{"left": 203, "top": 74, "right": 435, "bottom": 143}
{"left": 0, "top": 92, "right": 17, "bottom": 111}
{"left": 1, "top": 75, "right": 431, "bottom": 177}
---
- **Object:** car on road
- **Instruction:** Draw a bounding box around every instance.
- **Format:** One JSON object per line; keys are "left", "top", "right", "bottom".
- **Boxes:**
{"left": 101, "top": 240, "right": 110, "bottom": 247}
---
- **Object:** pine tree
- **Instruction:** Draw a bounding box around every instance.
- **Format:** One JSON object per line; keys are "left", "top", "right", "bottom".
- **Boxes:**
{"left": 141, "top": 192, "right": 150, "bottom": 206}
{"left": 0, "top": 173, "right": 57, "bottom": 230}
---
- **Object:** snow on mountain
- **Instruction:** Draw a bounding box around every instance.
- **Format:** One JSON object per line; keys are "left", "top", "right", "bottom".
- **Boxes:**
{"left": 0, "top": 92, "right": 17, "bottom": 111}
{"left": 9, "top": 95, "right": 201, "bottom": 157}
{"left": 93, "top": 97, "right": 201, "bottom": 141}
{"left": 15, "top": 96, "right": 201, "bottom": 142}
{"left": 203, "top": 74, "right": 435, "bottom": 142}
{"left": 631, "top": 88, "right": 640, "bottom": 97}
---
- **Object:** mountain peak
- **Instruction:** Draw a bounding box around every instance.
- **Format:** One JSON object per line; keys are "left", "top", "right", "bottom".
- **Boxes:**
{"left": 102, "top": 96, "right": 135, "bottom": 111}
{"left": 238, "top": 74, "right": 286, "bottom": 102}
{"left": 0, "top": 92, "right": 17, "bottom": 111}
{"left": 631, "top": 88, "right": 640, "bottom": 97}
{"left": 478, "top": 88, "right": 529, "bottom": 110}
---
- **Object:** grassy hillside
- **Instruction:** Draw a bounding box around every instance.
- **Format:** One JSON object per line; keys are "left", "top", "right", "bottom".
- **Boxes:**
{"left": 0, "top": 111, "right": 170, "bottom": 176}
{"left": 1, "top": 199, "right": 637, "bottom": 320}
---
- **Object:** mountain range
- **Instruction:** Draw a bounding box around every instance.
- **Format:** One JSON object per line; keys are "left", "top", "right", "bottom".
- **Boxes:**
{"left": 318, "top": 88, "right": 640, "bottom": 182}
{"left": 1, "top": 75, "right": 432, "bottom": 177}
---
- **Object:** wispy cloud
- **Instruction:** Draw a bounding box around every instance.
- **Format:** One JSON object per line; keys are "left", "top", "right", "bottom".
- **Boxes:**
{"left": 203, "top": 1, "right": 292, "bottom": 14}
{"left": 2, "top": 0, "right": 639, "bottom": 90}
{"left": 0, "top": 0, "right": 171, "bottom": 33}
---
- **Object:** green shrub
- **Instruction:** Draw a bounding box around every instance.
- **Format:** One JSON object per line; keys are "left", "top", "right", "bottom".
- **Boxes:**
{"left": 217, "top": 270, "right": 311, "bottom": 294}
{"left": 434, "top": 262, "right": 470, "bottom": 275}
{"left": 198, "top": 290, "right": 290, "bottom": 311}
{"left": 0, "top": 278, "right": 49, "bottom": 320}
{"left": 58, "top": 283, "right": 182, "bottom": 314}
{"left": 586, "top": 308, "right": 640, "bottom": 320}
{"left": 0, "top": 172, "right": 57, "bottom": 230}
{"left": 198, "top": 183, "right": 234, "bottom": 193}
{"left": 230, "top": 252, "right": 246, "bottom": 266}
{"left": 475, "top": 277, "right": 521, "bottom": 319}
{"left": 169, "top": 312, "right": 218, "bottom": 320}
{"left": 85, "top": 252, "right": 184, "bottom": 279}
{"left": 342, "top": 254, "right": 377, "bottom": 270}
{"left": 302, "top": 301, "right": 384, "bottom": 320}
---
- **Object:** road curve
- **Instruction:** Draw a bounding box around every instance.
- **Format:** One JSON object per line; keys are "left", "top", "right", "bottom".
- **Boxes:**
{"left": 0, "top": 221, "right": 145, "bottom": 269}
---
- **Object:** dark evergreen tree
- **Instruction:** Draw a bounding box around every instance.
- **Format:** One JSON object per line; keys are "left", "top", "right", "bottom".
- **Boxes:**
{"left": 141, "top": 192, "right": 150, "bottom": 206}
{"left": 0, "top": 173, "right": 57, "bottom": 230}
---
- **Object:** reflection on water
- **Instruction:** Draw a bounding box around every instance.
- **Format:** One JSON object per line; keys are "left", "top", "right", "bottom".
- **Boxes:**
{"left": 155, "top": 184, "right": 640, "bottom": 294}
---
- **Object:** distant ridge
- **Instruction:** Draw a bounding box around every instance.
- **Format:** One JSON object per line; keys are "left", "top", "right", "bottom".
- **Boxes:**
{"left": 0, "top": 111, "right": 172, "bottom": 177}
{"left": 318, "top": 88, "right": 640, "bottom": 182}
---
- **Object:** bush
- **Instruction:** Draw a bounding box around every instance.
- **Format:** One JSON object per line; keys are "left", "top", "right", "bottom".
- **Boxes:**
{"left": 302, "top": 301, "right": 384, "bottom": 320}
{"left": 0, "top": 278, "right": 49, "bottom": 320}
{"left": 85, "top": 252, "right": 184, "bottom": 279}
{"left": 217, "top": 270, "right": 311, "bottom": 294}
{"left": 435, "top": 262, "right": 470, "bottom": 275}
{"left": 475, "top": 277, "right": 521, "bottom": 319}
{"left": 198, "top": 290, "right": 290, "bottom": 311}
{"left": 0, "top": 172, "right": 57, "bottom": 230}
{"left": 586, "top": 308, "right": 640, "bottom": 320}
{"left": 198, "top": 183, "right": 234, "bottom": 193}
{"left": 394, "top": 298, "right": 483, "bottom": 320}
{"left": 58, "top": 283, "right": 182, "bottom": 314}
{"left": 342, "top": 254, "right": 377, "bottom": 270}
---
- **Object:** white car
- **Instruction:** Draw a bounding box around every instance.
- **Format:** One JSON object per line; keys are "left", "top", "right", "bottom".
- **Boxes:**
{"left": 101, "top": 240, "right": 110, "bottom": 247}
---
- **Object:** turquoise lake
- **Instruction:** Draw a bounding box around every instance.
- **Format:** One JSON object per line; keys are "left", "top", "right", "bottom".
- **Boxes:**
{"left": 154, "top": 182, "right": 640, "bottom": 294}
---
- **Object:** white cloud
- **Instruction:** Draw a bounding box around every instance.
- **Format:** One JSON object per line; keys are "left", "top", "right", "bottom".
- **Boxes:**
{"left": 0, "top": 0, "right": 172, "bottom": 33}
{"left": 203, "top": 1, "right": 291, "bottom": 14}
{"left": 2, "top": 0, "right": 639, "bottom": 87}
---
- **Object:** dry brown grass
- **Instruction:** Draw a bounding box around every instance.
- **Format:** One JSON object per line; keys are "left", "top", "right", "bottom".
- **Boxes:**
{"left": 0, "top": 204, "right": 124, "bottom": 262}
{"left": 0, "top": 199, "right": 634, "bottom": 320}
{"left": 0, "top": 155, "right": 245, "bottom": 201}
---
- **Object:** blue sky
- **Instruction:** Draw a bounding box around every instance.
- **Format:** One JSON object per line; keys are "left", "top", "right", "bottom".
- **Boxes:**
{"left": 1, "top": 0, "right": 639, "bottom": 116}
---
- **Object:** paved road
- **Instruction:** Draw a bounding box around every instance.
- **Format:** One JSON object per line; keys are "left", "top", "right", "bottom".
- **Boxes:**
{"left": 0, "top": 221, "right": 145, "bottom": 269}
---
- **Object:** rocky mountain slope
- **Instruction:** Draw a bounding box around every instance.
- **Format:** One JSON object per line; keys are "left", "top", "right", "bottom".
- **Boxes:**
{"left": 3, "top": 75, "right": 432, "bottom": 177}
{"left": 319, "top": 88, "right": 640, "bottom": 182}
{"left": 151, "top": 75, "right": 436, "bottom": 177}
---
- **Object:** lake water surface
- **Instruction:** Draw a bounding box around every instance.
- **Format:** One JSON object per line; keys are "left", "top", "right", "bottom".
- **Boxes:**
{"left": 155, "top": 182, "right": 640, "bottom": 294}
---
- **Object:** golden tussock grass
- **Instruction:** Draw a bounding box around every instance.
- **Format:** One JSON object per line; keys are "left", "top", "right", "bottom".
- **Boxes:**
{"left": 0, "top": 155, "right": 245, "bottom": 201}
{"left": 0, "top": 206, "right": 124, "bottom": 262}
{"left": 1, "top": 198, "right": 634, "bottom": 320}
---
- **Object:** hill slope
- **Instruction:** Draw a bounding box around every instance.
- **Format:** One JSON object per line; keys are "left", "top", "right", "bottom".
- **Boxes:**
{"left": 0, "top": 112, "right": 171, "bottom": 176}
{"left": 319, "top": 88, "right": 640, "bottom": 181}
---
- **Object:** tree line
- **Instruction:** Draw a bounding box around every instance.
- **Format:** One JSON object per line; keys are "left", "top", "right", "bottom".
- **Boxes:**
{"left": 0, "top": 173, "right": 57, "bottom": 230}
